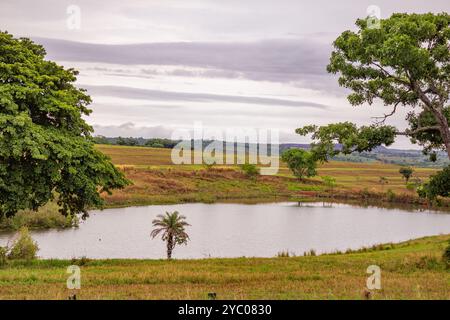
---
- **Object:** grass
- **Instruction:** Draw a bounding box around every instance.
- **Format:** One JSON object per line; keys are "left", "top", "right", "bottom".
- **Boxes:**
{"left": 95, "top": 145, "right": 447, "bottom": 209}
{"left": 0, "top": 235, "right": 449, "bottom": 299}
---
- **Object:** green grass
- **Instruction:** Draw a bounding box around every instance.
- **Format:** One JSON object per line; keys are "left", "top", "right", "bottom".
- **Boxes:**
{"left": 0, "top": 235, "right": 449, "bottom": 299}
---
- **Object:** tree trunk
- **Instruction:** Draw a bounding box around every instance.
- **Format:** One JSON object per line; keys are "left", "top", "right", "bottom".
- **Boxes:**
{"left": 432, "top": 107, "right": 450, "bottom": 160}
{"left": 167, "top": 236, "right": 173, "bottom": 260}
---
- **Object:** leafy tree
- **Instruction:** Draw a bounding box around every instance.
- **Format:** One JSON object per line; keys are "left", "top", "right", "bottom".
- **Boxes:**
{"left": 418, "top": 165, "right": 450, "bottom": 199}
{"left": 0, "top": 32, "right": 130, "bottom": 219}
{"left": 399, "top": 166, "right": 414, "bottom": 183}
{"left": 151, "top": 211, "right": 190, "bottom": 259}
{"left": 281, "top": 149, "right": 317, "bottom": 179}
{"left": 297, "top": 13, "right": 450, "bottom": 161}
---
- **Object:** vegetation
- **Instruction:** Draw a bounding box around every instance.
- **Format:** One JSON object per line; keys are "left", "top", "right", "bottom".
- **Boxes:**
{"left": 297, "top": 13, "right": 450, "bottom": 161}
{"left": 0, "top": 235, "right": 448, "bottom": 299}
{"left": 443, "top": 241, "right": 450, "bottom": 266}
{"left": 399, "top": 166, "right": 414, "bottom": 183}
{"left": 240, "top": 163, "right": 260, "bottom": 178}
{"left": 419, "top": 165, "right": 450, "bottom": 200}
{"left": 0, "top": 32, "right": 129, "bottom": 219}
{"left": 0, "top": 203, "right": 78, "bottom": 231}
{"left": 281, "top": 149, "right": 317, "bottom": 179}
{"left": 151, "top": 211, "right": 190, "bottom": 259}
{"left": 6, "top": 227, "right": 39, "bottom": 261}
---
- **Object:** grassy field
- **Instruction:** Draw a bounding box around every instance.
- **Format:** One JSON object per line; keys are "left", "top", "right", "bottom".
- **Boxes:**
{"left": 96, "top": 145, "right": 444, "bottom": 209}
{"left": 0, "top": 235, "right": 448, "bottom": 299}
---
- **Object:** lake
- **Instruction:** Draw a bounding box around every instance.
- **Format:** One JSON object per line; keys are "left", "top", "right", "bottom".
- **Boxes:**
{"left": 1, "top": 202, "right": 450, "bottom": 259}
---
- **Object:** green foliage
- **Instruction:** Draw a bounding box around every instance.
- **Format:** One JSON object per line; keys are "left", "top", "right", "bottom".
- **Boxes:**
{"left": 296, "top": 122, "right": 397, "bottom": 161}
{"left": 0, "top": 32, "right": 130, "bottom": 219}
{"left": 443, "top": 241, "right": 450, "bottom": 266}
{"left": 321, "top": 176, "right": 337, "bottom": 190}
{"left": 386, "top": 189, "right": 396, "bottom": 202}
{"left": 299, "top": 13, "right": 450, "bottom": 160}
{"left": 419, "top": 165, "right": 450, "bottom": 200}
{"left": 0, "top": 246, "right": 7, "bottom": 266}
{"left": 281, "top": 149, "right": 317, "bottom": 179}
{"left": 399, "top": 166, "right": 414, "bottom": 182}
{"left": 151, "top": 211, "right": 190, "bottom": 259}
{"left": 240, "top": 164, "right": 260, "bottom": 178}
{"left": 145, "top": 138, "right": 179, "bottom": 149}
{"left": 116, "top": 136, "right": 139, "bottom": 146}
{"left": 7, "top": 227, "right": 39, "bottom": 261}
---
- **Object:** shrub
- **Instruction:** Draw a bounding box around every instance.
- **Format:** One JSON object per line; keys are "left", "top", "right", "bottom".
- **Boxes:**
{"left": 418, "top": 165, "right": 450, "bottom": 200}
{"left": 7, "top": 227, "right": 39, "bottom": 261}
{"left": 386, "top": 189, "right": 396, "bottom": 202}
{"left": 240, "top": 164, "right": 260, "bottom": 178}
{"left": 443, "top": 241, "right": 450, "bottom": 267}
{"left": 0, "top": 246, "right": 8, "bottom": 266}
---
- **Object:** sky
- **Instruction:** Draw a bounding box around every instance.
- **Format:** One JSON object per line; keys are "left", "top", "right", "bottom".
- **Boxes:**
{"left": 1, "top": 0, "right": 449, "bottom": 147}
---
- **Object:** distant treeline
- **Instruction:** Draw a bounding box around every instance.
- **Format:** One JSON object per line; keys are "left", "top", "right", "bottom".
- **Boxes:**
{"left": 93, "top": 136, "right": 283, "bottom": 154}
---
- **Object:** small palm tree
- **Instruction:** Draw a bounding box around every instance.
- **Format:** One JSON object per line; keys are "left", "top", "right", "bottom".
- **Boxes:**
{"left": 151, "top": 211, "right": 190, "bottom": 259}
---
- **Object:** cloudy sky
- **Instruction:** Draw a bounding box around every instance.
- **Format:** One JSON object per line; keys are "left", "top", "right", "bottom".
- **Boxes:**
{"left": 1, "top": 0, "right": 449, "bottom": 147}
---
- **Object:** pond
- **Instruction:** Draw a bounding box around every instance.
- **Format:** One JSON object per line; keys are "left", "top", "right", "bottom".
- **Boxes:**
{"left": 1, "top": 202, "right": 450, "bottom": 259}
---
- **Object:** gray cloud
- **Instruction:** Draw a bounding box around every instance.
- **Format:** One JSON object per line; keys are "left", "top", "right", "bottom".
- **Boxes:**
{"left": 36, "top": 37, "right": 332, "bottom": 83}
{"left": 83, "top": 85, "right": 330, "bottom": 109}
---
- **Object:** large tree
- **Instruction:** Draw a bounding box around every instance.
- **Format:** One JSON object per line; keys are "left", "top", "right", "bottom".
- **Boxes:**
{"left": 297, "top": 13, "right": 450, "bottom": 161}
{"left": 0, "top": 32, "right": 129, "bottom": 219}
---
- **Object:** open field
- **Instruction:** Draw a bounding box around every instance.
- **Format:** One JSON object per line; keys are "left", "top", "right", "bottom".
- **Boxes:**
{"left": 96, "top": 145, "right": 444, "bottom": 208}
{"left": 0, "top": 235, "right": 448, "bottom": 299}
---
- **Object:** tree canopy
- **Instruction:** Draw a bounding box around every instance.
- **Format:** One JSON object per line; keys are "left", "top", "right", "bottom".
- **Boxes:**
{"left": 297, "top": 13, "right": 450, "bottom": 161}
{"left": 281, "top": 149, "right": 317, "bottom": 179}
{"left": 0, "top": 31, "right": 130, "bottom": 219}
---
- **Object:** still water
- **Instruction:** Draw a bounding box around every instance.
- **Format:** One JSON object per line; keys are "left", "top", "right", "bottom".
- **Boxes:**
{"left": 1, "top": 202, "right": 450, "bottom": 259}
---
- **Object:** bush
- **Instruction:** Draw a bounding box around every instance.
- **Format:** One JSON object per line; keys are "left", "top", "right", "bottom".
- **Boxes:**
{"left": 418, "top": 165, "right": 450, "bottom": 200}
{"left": 0, "top": 246, "right": 8, "bottom": 266}
{"left": 7, "top": 227, "right": 39, "bottom": 261}
{"left": 386, "top": 189, "right": 396, "bottom": 202}
{"left": 443, "top": 241, "right": 450, "bottom": 267}
{"left": 240, "top": 164, "right": 260, "bottom": 178}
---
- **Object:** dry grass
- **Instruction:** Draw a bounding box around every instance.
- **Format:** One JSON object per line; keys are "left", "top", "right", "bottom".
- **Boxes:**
{"left": 95, "top": 145, "right": 444, "bottom": 208}
{"left": 0, "top": 235, "right": 448, "bottom": 299}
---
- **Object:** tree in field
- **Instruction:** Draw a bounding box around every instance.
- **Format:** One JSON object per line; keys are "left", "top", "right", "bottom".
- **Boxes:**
{"left": 0, "top": 32, "right": 130, "bottom": 219}
{"left": 151, "top": 211, "right": 190, "bottom": 260}
{"left": 297, "top": 13, "right": 450, "bottom": 161}
{"left": 281, "top": 149, "right": 317, "bottom": 179}
{"left": 399, "top": 166, "right": 414, "bottom": 183}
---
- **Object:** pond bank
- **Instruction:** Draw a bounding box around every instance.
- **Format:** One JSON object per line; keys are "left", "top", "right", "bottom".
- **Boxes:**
{"left": 0, "top": 234, "right": 448, "bottom": 299}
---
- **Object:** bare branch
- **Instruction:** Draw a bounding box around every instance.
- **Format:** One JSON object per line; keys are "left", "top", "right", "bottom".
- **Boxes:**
{"left": 372, "top": 102, "right": 400, "bottom": 125}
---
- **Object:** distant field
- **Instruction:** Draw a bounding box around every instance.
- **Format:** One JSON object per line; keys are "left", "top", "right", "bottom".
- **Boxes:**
{"left": 1, "top": 235, "right": 448, "bottom": 299}
{"left": 96, "top": 144, "right": 438, "bottom": 197}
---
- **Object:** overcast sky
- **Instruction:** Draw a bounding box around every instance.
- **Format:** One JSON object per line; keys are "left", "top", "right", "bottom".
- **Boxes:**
{"left": 1, "top": 0, "right": 449, "bottom": 147}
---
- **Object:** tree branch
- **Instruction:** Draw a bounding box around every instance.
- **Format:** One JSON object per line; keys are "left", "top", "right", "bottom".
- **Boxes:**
{"left": 396, "top": 126, "right": 441, "bottom": 136}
